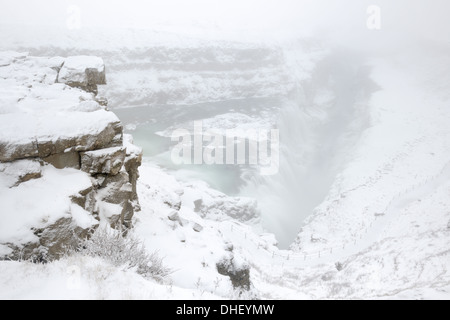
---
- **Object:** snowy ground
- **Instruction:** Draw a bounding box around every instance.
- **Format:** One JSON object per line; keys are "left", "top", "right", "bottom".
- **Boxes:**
{"left": 1, "top": 153, "right": 449, "bottom": 299}
{"left": 0, "top": 17, "right": 449, "bottom": 299}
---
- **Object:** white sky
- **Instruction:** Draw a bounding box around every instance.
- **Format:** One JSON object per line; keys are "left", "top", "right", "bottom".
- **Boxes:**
{"left": 0, "top": 0, "right": 449, "bottom": 45}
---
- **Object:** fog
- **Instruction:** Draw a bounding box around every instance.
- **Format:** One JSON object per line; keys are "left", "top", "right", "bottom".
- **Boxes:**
{"left": 2, "top": 0, "right": 450, "bottom": 44}
{"left": 1, "top": 0, "right": 449, "bottom": 247}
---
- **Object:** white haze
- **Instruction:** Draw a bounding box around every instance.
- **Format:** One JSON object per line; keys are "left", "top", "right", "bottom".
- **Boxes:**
{"left": 1, "top": 0, "right": 449, "bottom": 247}
{"left": 2, "top": 0, "right": 450, "bottom": 45}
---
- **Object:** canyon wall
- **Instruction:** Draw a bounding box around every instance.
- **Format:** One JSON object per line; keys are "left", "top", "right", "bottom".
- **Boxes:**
{"left": 0, "top": 52, "right": 142, "bottom": 262}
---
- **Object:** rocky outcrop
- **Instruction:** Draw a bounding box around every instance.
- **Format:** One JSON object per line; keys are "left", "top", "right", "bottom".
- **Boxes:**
{"left": 81, "top": 147, "right": 126, "bottom": 175}
{"left": 0, "top": 160, "right": 42, "bottom": 188}
{"left": 0, "top": 116, "right": 123, "bottom": 163}
{"left": 58, "top": 56, "right": 106, "bottom": 95}
{"left": 0, "top": 52, "right": 142, "bottom": 262}
{"left": 217, "top": 254, "right": 251, "bottom": 291}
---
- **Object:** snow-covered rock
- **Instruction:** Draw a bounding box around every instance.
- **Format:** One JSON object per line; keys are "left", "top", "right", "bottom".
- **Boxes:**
{"left": 58, "top": 56, "right": 106, "bottom": 94}
{"left": 0, "top": 52, "right": 142, "bottom": 261}
{"left": 81, "top": 147, "right": 126, "bottom": 176}
{"left": 190, "top": 185, "right": 260, "bottom": 222}
{"left": 0, "top": 53, "right": 122, "bottom": 163}
{"left": 217, "top": 254, "right": 251, "bottom": 291}
{"left": 123, "top": 134, "right": 143, "bottom": 205}
{"left": 0, "top": 159, "right": 41, "bottom": 188}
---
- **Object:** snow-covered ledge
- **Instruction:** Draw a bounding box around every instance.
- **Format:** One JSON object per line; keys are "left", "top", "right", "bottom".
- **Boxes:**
{"left": 0, "top": 52, "right": 142, "bottom": 262}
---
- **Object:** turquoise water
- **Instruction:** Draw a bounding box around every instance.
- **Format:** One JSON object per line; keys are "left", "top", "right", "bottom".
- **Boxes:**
{"left": 112, "top": 52, "right": 375, "bottom": 248}
{"left": 113, "top": 98, "right": 281, "bottom": 195}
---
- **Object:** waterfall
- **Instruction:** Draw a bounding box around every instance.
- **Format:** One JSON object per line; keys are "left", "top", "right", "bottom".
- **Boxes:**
{"left": 104, "top": 42, "right": 376, "bottom": 250}
{"left": 242, "top": 49, "right": 375, "bottom": 248}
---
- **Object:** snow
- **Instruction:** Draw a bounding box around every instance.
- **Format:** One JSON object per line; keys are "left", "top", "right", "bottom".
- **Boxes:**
{"left": 0, "top": 245, "right": 12, "bottom": 257}
{"left": 0, "top": 257, "right": 220, "bottom": 300}
{"left": 292, "top": 54, "right": 450, "bottom": 254}
{"left": 58, "top": 56, "right": 105, "bottom": 85}
{"left": 121, "top": 45, "right": 449, "bottom": 299}
{"left": 70, "top": 204, "right": 99, "bottom": 230}
{"left": 83, "top": 146, "right": 123, "bottom": 157}
{"left": 0, "top": 54, "right": 119, "bottom": 155}
{"left": 71, "top": 100, "right": 105, "bottom": 112}
{"left": 0, "top": 165, "right": 93, "bottom": 244}
{"left": 181, "top": 181, "right": 260, "bottom": 222}
{"left": 0, "top": 111, "right": 119, "bottom": 145}
{"left": 97, "top": 201, "right": 124, "bottom": 222}
{"left": 0, "top": 15, "right": 449, "bottom": 300}
{"left": 1, "top": 154, "right": 449, "bottom": 299}
{"left": 0, "top": 51, "right": 28, "bottom": 67}
{"left": 0, "top": 159, "right": 41, "bottom": 188}
{"left": 123, "top": 134, "right": 143, "bottom": 156}
{"left": 156, "top": 113, "right": 276, "bottom": 139}
{"left": 61, "top": 56, "right": 104, "bottom": 72}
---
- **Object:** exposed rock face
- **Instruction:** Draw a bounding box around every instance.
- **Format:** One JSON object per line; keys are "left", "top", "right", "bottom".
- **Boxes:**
{"left": 44, "top": 152, "right": 80, "bottom": 170}
{"left": 0, "top": 52, "right": 142, "bottom": 262}
{"left": 217, "top": 255, "right": 251, "bottom": 291}
{"left": 58, "top": 56, "right": 106, "bottom": 95}
{"left": 81, "top": 147, "right": 126, "bottom": 175}
{"left": 0, "top": 117, "right": 123, "bottom": 163}
{"left": 123, "top": 134, "right": 143, "bottom": 205}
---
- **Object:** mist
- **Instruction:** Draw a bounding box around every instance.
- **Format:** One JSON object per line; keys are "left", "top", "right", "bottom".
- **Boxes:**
{"left": 1, "top": 0, "right": 449, "bottom": 247}
{"left": 2, "top": 0, "right": 450, "bottom": 45}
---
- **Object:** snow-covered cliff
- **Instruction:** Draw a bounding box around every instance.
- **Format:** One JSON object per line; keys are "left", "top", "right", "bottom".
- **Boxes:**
{"left": 0, "top": 52, "right": 142, "bottom": 262}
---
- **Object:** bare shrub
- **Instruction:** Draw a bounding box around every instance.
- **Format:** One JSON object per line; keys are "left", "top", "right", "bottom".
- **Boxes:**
{"left": 76, "top": 228, "right": 171, "bottom": 282}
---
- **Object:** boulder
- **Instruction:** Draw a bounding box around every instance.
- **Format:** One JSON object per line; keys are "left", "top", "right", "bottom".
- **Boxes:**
{"left": 0, "top": 139, "right": 39, "bottom": 162}
{"left": 217, "top": 255, "right": 251, "bottom": 291}
{"left": 99, "top": 171, "right": 133, "bottom": 205}
{"left": 81, "top": 147, "right": 126, "bottom": 176}
{"left": 58, "top": 56, "right": 106, "bottom": 94}
{"left": 168, "top": 211, "right": 180, "bottom": 222}
{"left": 193, "top": 223, "right": 204, "bottom": 232}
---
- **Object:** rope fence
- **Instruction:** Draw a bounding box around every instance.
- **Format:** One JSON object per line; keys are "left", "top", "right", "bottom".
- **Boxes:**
{"left": 224, "top": 160, "right": 450, "bottom": 263}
